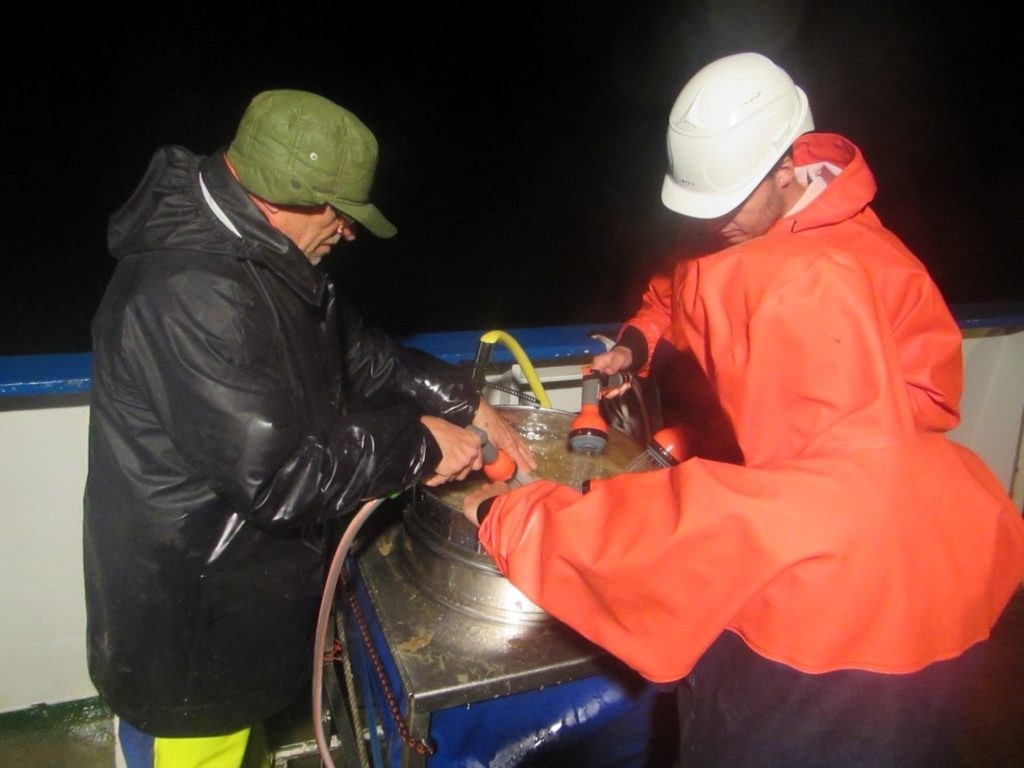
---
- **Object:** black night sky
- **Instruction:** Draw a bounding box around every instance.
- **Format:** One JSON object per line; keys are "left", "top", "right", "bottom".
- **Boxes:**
{"left": 3, "top": 2, "right": 1020, "bottom": 356}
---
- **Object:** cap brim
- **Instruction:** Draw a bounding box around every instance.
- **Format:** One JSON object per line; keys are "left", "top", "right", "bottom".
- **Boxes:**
{"left": 332, "top": 199, "right": 397, "bottom": 239}
{"left": 660, "top": 174, "right": 755, "bottom": 220}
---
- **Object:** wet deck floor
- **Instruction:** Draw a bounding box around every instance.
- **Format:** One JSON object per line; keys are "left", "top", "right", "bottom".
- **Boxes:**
{"left": 2, "top": 586, "right": 1021, "bottom": 767}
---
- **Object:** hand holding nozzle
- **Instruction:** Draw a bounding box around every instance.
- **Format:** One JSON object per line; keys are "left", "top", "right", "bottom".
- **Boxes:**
{"left": 468, "top": 425, "right": 533, "bottom": 487}
{"left": 472, "top": 401, "right": 537, "bottom": 474}
{"left": 421, "top": 416, "right": 484, "bottom": 486}
{"left": 590, "top": 347, "right": 634, "bottom": 398}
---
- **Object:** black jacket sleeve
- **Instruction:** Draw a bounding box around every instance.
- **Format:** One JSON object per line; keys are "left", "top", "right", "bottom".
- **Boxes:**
{"left": 337, "top": 299, "right": 480, "bottom": 426}
{"left": 117, "top": 263, "right": 443, "bottom": 528}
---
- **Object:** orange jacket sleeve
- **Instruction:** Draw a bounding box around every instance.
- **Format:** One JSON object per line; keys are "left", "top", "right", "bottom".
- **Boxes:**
{"left": 478, "top": 251, "right": 1024, "bottom": 683}
{"left": 619, "top": 271, "right": 674, "bottom": 375}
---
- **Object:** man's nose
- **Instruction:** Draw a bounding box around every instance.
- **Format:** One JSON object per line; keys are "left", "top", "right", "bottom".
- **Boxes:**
{"left": 337, "top": 218, "right": 358, "bottom": 241}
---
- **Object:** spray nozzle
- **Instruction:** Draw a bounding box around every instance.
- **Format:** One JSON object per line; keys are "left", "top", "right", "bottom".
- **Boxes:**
{"left": 648, "top": 425, "right": 690, "bottom": 467}
{"left": 568, "top": 369, "right": 609, "bottom": 453}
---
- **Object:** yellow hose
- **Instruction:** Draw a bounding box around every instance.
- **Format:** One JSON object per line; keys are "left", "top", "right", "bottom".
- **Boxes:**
{"left": 479, "top": 330, "right": 552, "bottom": 408}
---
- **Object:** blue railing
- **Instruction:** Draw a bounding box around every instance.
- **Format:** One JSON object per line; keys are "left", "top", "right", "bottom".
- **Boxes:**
{"left": 1, "top": 306, "right": 1021, "bottom": 399}
{"left": 0, "top": 324, "right": 620, "bottom": 398}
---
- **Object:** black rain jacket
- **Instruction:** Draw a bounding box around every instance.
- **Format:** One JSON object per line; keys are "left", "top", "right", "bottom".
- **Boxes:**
{"left": 84, "top": 146, "right": 479, "bottom": 735}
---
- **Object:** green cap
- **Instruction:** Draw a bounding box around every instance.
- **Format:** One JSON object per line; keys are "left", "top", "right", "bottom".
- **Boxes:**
{"left": 226, "top": 90, "right": 396, "bottom": 238}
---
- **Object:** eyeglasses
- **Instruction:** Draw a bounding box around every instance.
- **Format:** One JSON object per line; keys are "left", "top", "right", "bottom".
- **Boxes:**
{"left": 329, "top": 206, "right": 356, "bottom": 231}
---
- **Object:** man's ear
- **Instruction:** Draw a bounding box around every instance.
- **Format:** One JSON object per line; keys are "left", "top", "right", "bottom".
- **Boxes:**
{"left": 774, "top": 155, "right": 796, "bottom": 188}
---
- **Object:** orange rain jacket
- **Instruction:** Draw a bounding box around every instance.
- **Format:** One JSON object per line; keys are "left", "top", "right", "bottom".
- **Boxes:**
{"left": 479, "top": 133, "right": 1024, "bottom": 684}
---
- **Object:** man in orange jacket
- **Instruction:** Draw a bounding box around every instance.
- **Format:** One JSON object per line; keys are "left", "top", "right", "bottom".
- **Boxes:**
{"left": 462, "top": 52, "right": 1024, "bottom": 767}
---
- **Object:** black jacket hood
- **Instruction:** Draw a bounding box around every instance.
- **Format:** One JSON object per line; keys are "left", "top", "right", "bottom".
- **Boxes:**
{"left": 108, "top": 146, "right": 326, "bottom": 307}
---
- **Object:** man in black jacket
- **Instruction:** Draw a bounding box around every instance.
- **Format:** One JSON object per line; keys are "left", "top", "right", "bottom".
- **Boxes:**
{"left": 84, "top": 90, "right": 532, "bottom": 767}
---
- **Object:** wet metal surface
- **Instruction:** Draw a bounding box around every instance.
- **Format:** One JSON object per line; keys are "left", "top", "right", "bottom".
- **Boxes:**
{"left": 355, "top": 523, "right": 621, "bottom": 713}
{"left": 345, "top": 407, "right": 657, "bottom": 765}
{"left": 403, "top": 406, "right": 645, "bottom": 624}
{"left": 426, "top": 406, "right": 646, "bottom": 517}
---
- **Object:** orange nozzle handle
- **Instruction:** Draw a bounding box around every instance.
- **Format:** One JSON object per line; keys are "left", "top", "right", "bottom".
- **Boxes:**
{"left": 483, "top": 450, "right": 517, "bottom": 483}
{"left": 468, "top": 425, "right": 518, "bottom": 483}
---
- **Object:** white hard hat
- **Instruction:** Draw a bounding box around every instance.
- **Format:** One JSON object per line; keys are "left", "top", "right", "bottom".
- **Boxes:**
{"left": 661, "top": 52, "right": 814, "bottom": 219}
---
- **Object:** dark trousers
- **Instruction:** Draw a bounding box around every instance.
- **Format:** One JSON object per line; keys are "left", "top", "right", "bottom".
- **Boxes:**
{"left": 676, "top": 631, "right": 986, "bottom": 768}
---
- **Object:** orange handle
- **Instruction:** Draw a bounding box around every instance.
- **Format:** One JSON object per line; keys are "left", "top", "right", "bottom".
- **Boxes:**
{"left": 483, "top": 450, "right": 517, "bottom": 483}
{"left": 469, "top": 425, "right": 518, "bottom": 483}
